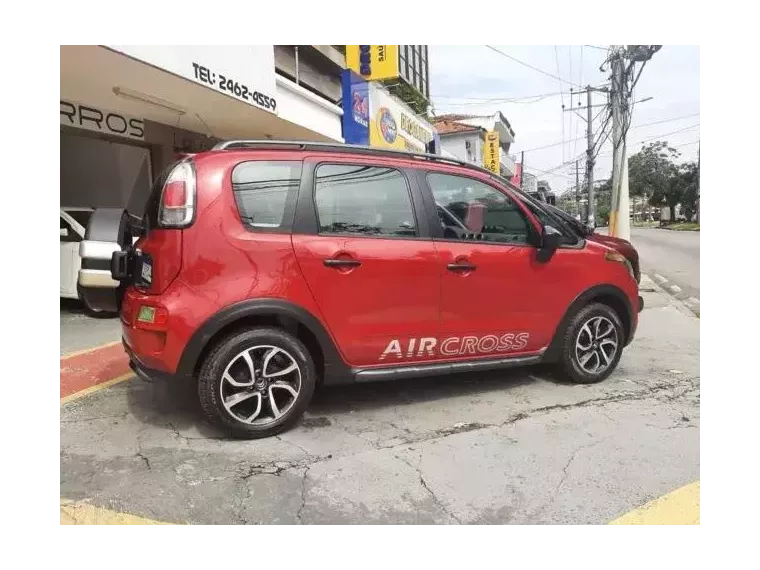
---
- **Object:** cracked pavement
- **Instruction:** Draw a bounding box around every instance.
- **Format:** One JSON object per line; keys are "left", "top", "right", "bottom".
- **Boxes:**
{"left": 60, "top": 281, "right": 699, "bottom": 524}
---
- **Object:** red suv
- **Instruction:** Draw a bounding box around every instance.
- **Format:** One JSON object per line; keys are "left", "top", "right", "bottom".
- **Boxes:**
{"left": 78, "top": 141, "right": 643, "bottom": 439}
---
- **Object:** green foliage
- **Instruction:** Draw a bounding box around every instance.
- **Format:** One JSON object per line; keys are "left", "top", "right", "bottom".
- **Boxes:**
{"left": 627, "top": 141, "right": 698, "bottom": 221}
{"left": 385, "top": 81, "right": 430, "bottom": 117}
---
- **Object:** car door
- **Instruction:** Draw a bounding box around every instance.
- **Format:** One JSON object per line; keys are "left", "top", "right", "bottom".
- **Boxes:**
{"left": 60, "top": 212, "right": 84, "bottom": 298}
{"left": 420, "top": 170, "right": 553, "bottom": 356}
{"left": 292, "top": 159, "right": 441, "bottom": 368}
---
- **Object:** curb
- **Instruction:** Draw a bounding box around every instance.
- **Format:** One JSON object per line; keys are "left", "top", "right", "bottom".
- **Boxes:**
{"left": 60, "top": 342, "right": 132, "bottom": 401}
{"left": 649, "top": 273, "right": 700, "bottom": 317}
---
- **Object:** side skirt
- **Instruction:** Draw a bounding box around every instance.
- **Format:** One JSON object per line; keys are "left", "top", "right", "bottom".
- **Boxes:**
{"left": 351, "top": 353, "right": 544, "bottom": 383}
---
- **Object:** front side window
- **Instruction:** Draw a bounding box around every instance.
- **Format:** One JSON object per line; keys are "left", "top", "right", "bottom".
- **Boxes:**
{"left": 232, "top": 161, "right": 301, "bottom": 230}
{"left": 519, "top": 198, "right": 580, "bottom": 245}
{"left": 315, "top": 164, "right": 417, "bottom": 237}
{"left": 427, "top": 172, "right": 532, "bottom": 245}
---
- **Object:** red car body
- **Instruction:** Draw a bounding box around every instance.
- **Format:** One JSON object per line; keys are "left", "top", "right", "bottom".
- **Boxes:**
{"left": 76, "top": 141, "right": 644, "bottom": 437}
{"left": 113, "top": 148, "right": 640, "bottom": 379}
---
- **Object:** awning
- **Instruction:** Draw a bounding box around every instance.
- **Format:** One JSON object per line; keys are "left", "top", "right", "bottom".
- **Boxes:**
{"left": 61, "top": 46, "right": 341, "bottom": 142}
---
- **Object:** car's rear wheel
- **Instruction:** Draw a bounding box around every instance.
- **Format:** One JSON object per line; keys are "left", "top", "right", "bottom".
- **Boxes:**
{"left": 555, "top": 303, "right": 624, "bottom": 384}
{"left": 197, "top": 327, "right": 316, "bottom": 439}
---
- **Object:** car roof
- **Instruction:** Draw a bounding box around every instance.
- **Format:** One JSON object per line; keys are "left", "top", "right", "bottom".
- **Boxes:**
{"left": 204, "top": 139, "right": 527, "bottom": 191}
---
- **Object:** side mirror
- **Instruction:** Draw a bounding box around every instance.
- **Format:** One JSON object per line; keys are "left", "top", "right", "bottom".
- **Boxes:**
{"left": 584, "top": 223, "right": 595, "bottom": 236}
{"left": 537, "top": 225, "right": 562, "bottom": 263}
{"left": 60, "top": 227, "right": 69, "bottom": 237}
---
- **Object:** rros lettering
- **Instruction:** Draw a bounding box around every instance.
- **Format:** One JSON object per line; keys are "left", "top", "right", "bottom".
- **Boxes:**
{"left": 380, "top": 332, "right": 529, "bottom": 361}
{"left": 60, "top": 101, "right": 144, "bottom": 139}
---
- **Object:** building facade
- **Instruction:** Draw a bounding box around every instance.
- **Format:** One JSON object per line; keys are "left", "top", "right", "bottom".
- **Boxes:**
{"left": 61, "top": 45, "right": 345, "bottom": 216}
{"left": 432, "top": 113, "right": 517, "bottom": 178}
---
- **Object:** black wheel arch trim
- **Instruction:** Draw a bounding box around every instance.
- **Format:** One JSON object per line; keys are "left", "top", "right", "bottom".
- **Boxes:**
{"left": 175, "top": 298, "right": 352, "bottom": 381}
{"left": 544, "top": 284, "right": 635, "bottom": 362}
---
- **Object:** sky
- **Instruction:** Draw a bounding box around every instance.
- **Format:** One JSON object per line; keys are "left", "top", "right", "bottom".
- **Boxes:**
{"left": 428, "top": 45, "right": 700, "bottom": 195}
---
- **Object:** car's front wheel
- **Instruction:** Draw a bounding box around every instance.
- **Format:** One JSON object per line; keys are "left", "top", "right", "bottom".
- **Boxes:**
{"left": 555, "top": 303, "right": 625, "bottom": 384}
{"left": 197, "top": 327, "right": 316, "bottom": 439}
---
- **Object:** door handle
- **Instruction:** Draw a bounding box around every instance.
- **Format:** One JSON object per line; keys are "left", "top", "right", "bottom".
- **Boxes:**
{"left": 324, "top": 258, "right": 361, "bottom": 268}
{"left": 447, "top": 262, "right": 476, "bottom": 272}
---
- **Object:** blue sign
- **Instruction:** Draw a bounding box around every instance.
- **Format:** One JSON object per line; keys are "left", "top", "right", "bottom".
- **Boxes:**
{"left": 341, "top": 70, "right": 369, "bottom": 146}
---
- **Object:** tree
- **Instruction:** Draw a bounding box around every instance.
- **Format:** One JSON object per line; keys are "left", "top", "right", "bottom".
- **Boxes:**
{"left": 595, "top": 178, "right": 612, "bottom": 226}
{"left": 628, "top": 141, "right": 680, "bottom": 222}
{"left": 678, "top": 162, "right": 699, "bottom": 222}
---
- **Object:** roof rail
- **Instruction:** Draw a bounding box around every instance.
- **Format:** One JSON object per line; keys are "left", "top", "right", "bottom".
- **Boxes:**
{"left": 210, "top": 139, "right": 523, "bottom": 194}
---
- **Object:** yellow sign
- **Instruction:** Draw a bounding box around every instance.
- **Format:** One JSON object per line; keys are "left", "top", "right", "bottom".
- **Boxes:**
{"left": 483, "top": 131, "right": 500, "bottom": 173}
{"left": 346, "top": 45, "right": 399, "bottom": 81}
{"left": 367, "top": 83, "right": 435, "bottom": 152}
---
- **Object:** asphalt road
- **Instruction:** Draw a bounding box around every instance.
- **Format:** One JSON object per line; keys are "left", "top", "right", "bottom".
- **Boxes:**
{"left": 599, "top": 227, "right": 700, "bottom": 300}
{"left": 61, "top": 281, "right": 700, "bottom": 524}
{"left": 630, "top": 228, "right": 700, "bottom": 299}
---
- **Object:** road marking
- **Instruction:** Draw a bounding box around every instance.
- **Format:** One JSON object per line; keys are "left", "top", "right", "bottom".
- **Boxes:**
{"left": 687, "top": 297, "right": 700, "bottom": 306}
{"left": 60, "top": 499, "right": 171, "bottom": 525}
{"left": 609, "top": 481, "right": 699, "bottom": 525}
{"left": 60, "top": 340, "right": 122, "bottom": 361}
{"left": 60, "top": 373, "right": 134, "bottom": 405}
{"left": 60, "top": 343, "right": 131, "bottom": 399}
{"left": 653, "top": 274, "right": 668, "bottom": 284}
{"left": 668, "top": 285, "right": 683, "bottom": 294}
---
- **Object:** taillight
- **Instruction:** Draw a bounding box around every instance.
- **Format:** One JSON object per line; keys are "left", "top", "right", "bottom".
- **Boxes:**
{"left": 158, "top": 161, "right": 195, "bottom": 228}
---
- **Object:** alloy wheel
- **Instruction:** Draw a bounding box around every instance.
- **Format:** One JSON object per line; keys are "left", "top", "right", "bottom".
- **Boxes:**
{"left": 574, "top": 316, "right": 619, "bottom": 375}
{"left": 219, "top": 345, "right": 302, "bottom": 425}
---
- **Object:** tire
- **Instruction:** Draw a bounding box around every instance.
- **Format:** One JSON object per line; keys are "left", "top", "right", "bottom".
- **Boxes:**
{"left": 198, "top": 327, "right": 316, "bottom": 439}
{"left": 554, "top": 303, "right": 625, "bottom": 384}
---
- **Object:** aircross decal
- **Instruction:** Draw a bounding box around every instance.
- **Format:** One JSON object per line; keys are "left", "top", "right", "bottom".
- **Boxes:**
{"left": 379, "top": 333, "right": 530, "bottom": 361}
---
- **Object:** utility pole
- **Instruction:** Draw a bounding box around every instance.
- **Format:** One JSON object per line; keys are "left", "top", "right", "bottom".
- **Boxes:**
{"left": 575, "top": 160, "right": 580, "bottom": 217}
{"left": 521, "top": 151, "right": 525, "bottom": 189}
{"left": 609, "top": 48, "right": 628, "bottom": 239}
{"left": 564, "top": 85, "right": 606, "bottom": 227}
{"left": 608, "top": 45, "right": 661, "bottom": 239}
{"left": 586, "top": 86, "right": 595, "bottom": 228}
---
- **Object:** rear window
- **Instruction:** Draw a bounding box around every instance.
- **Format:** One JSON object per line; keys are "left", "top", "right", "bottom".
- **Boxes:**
{"left": 232, "top": 161, "right": 301, "bottom": 230}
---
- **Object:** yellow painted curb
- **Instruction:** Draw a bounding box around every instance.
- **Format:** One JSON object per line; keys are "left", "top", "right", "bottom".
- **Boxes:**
{"left": 610, "top": 481, "right": 700, "bottom": 525}
{"left": 60, "top": 499, "right": 171, "bottom": 525}
{"left": 60, "top": 341, "right": 122, "bottom": 361}
{"left": 60, "top": 373, "right": 134, "bottom": 405}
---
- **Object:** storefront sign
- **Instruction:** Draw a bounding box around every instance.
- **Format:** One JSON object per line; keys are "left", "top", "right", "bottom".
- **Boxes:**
{"left": 60, "top": 100, "right": 145, "bottom": 140}
{"left": 341, "top": 71, "right": 438, "bottom": 154}
{"left": 346, "top": 45, "right": 399, "bottom": 81}
{"left": 510, "top": 162, "right": 522, "bottom": 187}
{"left": 483, "top": 131, "right": 500, "bottom": 173}
{"left": 107, "top": 45, "right": 278, "bottom": 114}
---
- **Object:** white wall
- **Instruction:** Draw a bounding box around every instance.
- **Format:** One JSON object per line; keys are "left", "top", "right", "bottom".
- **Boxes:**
{"left": 275, "top": 76, "right": 343, "bottom": 142}
{"left": 440, "top": 132, "right": 480, "bottom": 165}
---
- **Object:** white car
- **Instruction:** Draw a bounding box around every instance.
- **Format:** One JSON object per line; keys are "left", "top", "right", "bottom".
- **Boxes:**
{"left": 60, "top": 207, "right": 138, "bottom": 316}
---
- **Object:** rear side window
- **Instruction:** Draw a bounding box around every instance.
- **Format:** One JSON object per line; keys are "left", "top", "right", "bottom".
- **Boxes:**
{"left": 314, "top": 164, "right": 417, "bottom": 237}
{"left": 232, "top": 161, "right": 302, "bottom": 230}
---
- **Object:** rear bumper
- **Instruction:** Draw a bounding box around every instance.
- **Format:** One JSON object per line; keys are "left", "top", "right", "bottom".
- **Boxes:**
{"left": 124, "top": 339, "right": 175, "bottom": 382}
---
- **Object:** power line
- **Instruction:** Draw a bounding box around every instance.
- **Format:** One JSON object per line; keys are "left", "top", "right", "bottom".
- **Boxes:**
{"left": 596, "top": 125, "right": 700, "bottom": 158}
{"left": 485, "top": 45, "right": 583, "bottom": 88}
{"left": 584, "top": 44, "right": 608, "bottom": 51}
{"left": 514, "top": 113, "right": 700, "bottom": 154}
{"left": 431, "top": 90, "right": 572, "bottom": 102}
{"left": 554, "top": 45, "right": 567, "bottom": 163}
